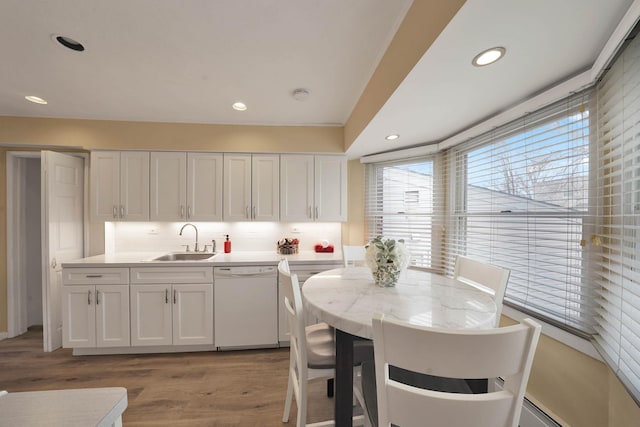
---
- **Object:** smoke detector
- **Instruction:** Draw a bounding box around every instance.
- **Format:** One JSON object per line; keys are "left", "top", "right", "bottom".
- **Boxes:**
{"left": 292, "top": 88, "right": 310, "bottom": 101}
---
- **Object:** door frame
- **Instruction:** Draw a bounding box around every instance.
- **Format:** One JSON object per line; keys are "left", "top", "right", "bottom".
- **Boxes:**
{"left": 6, "top": 151, "right": 89, "bottom": 349}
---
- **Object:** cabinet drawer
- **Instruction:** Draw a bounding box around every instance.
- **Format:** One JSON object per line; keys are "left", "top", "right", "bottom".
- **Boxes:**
{"left": 62, "top": 268, "right": 129, "bottom": 285}
{"left": 130, "top": 267, "right": 213, "bottom": 284}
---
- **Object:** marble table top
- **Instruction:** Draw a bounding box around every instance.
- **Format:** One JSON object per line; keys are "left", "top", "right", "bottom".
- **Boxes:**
{"left": 302, "top": 267, "right": 497, "bottom": 339}
{"left": 0, "top": 387, "right": 127, "bottom": 427}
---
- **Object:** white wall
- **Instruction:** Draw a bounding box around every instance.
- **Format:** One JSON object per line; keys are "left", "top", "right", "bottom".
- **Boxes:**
{"left": 106, "top": 221, "right": 342, "bottom": 254}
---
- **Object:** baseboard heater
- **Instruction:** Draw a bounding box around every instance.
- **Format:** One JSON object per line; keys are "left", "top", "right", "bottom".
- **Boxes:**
{"left": 493, "top": 378, "right": 562, "bottom": 427}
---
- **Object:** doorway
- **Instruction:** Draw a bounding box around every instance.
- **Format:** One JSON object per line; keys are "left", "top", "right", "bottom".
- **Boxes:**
{"left": 6, "top": 153, "right": 43, "bottom": 338}
{"left": 6, "top": 151, "right": 87, "bottom": 351}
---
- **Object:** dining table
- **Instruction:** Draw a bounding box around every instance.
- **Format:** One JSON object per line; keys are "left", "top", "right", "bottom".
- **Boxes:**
{"left": 302, "top": 266, "right": 498, "bottom": 427}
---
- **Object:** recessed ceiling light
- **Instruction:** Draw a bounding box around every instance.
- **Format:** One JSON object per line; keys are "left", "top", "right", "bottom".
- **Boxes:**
{"left": 385, "top": 134, "right": 399, "bottom": 141}
{"left": 232, "top": 102, "right": 247, "bottom": 111}
{"left": 25, "top": 96, "right": 47, "bottom": 105}
{"left": 54, "top": 35, "right": 85, "bottom": 52}
{"left": 472, "top": 47, "right": 506, "bottom": 67}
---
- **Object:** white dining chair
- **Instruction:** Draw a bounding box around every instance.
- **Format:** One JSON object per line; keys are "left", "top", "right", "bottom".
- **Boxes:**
{"left": 453, "top": 255, "right": 510, "bottom": 327}
{"left": 368, "top": 313, "right": 541, "bottom": 427}
{"left": 279, "top": 259, "right": 367, "bottom": 426}
{"left": 343, "top": 245, "right": 366, "bottom": 268}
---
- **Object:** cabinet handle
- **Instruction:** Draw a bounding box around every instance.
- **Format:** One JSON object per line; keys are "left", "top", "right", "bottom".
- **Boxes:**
{"left": 96, "top": 290, "right": 100, "bottom": 305}
{"left": 86, "top": 274, "right": 102, "bottom": 278}
{"left": 253, "top": 206, "right": 257, "bottom": 219}
{"left": 165, "top": 289, "right": 169, "bottom": 304}
{"left": 88, "top": 290, "right": 92, "bottom": 305}
{"left": 308, "top": 206, "right": 312, "bottom": 219}
{"left": 173, "top": 289, "right": 177, "bottom": 304}
{"left": 187, "top": 206, "right": 192, "bottom": 218}
{"left": 113, "top": 206, "right": 118, "bottom": 219}
{"left": 315, "top": 206, "right": 319, "bottom": 219}
{"left": 180, "top": 205, "right": 185, "bottom": 218}
{"left": 245, "top": 206, "right": 249, "bottom": 219}
{"left": 120, "top": 205, "right": 125, "bottom": 218}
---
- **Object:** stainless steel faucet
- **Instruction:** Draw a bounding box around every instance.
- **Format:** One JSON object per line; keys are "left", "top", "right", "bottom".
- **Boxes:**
{"left": 179, "top": 223, "right": 199, "bottom": 252}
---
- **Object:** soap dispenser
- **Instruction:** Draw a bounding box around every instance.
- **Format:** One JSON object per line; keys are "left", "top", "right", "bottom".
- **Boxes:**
{"left": 224, "top": 235, "right": 231, "bottom": 253}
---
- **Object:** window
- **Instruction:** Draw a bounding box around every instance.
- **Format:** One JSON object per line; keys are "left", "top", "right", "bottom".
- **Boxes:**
{"left": 447, "top": 90, "right": 595, "bottom": 335}
{"left": 593, "top": 32, "right": 640, "bottom": 399}
{"left": 364, "top": 158, "right": 438, "bottom": 268}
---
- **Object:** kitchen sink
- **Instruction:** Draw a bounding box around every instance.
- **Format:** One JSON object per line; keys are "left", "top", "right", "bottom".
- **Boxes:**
{"left": 150, "top": 252, "right": 216, "bottom": 261}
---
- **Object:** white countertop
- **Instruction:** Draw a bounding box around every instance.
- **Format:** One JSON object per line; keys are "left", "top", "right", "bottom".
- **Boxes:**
{"left": 61, "top": 250, "right": 344, "bottom": 268}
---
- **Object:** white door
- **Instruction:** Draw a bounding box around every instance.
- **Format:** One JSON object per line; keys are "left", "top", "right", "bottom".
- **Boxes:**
{"left": 42, "top": 151, "right": 84, "bottom": 352}
{"left": 187, "top": 153, "right": 223, "bottom": 221}
{"left": 130, "top": 284, "right": 173, "bottom": 346}
{"left": 150, "top": 152, "right": 187, "bottom": 221}
{"left": 315, "top": 156, "right": 347, "bottom": 221}
{"left": 280, "top": 155, "right": 314, "bottom": 222}
{"left": 252, "top": 155, "right": 279, "bottom": 221}
{"left": 62, "top": 285, "right": 96, "bottom": 348}
{"left": 96, "top": 285, "right": 130, "bottom": 347}
{"left": 172, "top": 284, "right": 213, "bottom": 345}
{"left": 223, "top": 154, "right": 252, "bottom": 221}
{"left": 120, "top": 152, "right": 150, "bottom": 221}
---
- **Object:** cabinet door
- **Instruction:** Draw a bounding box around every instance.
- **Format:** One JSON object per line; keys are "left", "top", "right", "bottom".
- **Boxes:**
{"left": 90, "top": 152, "right": 120, "bottom": 221}
{"left": 252, "top": 154, "right": 279, "bottom": 221}
{"left": 96, "top": 285, "right": 130, "bottom": 347}
{"left": 120, "top": 152, "right": 150, "bottom": 221}
{"left": 223, "top": 154, "right": 252, "bottom": 221}
{"left": 62, "top": 285, "right": 96, "bottom": 348}
{"left": 187, "top": 153, "right": 223, "bottom": 221}
{"left": 130, "top": 284, "right": 173, "bottom": 346}
{"left": 280, "top": 155, "right": 314, "bottom": 222}
{"left": 150, "top": 152, "right": 187, "bottom": 221}
{"left": 314, "top": 155, "right": 347, "bottom": 221}
{"left": 172, "top": 284, "right": 213, "bottom": 345}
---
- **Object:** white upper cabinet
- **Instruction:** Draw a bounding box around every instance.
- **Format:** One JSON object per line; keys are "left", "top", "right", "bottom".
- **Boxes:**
{"left": 91, "top": 151, "right": 150, "bottom": 221}
{"left": 314, "top": 155, "right": 347, "bottom": 221}
{"left": 187, "top": 153, "right": 223, "bottom": 221}
{"left": 280, "top": 155, "right": 347, "bottom": 222}
{"left": 280, "top": 155, "right": 314, "bottom": 221}
{"left": 150, "top": 152, "right": 223, "bottom": 221}
{"left": 223, "top": 154, "right": 279, "bottom": 221}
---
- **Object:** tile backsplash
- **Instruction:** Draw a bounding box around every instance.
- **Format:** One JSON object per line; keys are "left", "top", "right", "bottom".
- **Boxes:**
{"left": 105, "top": 221, "right": 342, "bottom": 254}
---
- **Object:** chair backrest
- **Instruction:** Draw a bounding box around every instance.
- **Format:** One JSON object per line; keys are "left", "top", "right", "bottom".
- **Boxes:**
{"left": 454, "top": 255, "right": 510, "bottom": 326}
{"left": 278, "top": 259, "right": 309, "bottom": 378}
{"left": 343, "top": 245, "right": 366, "bottom": 267}
{"left": 371, "top": 313, "right": 541, "bottom": 427}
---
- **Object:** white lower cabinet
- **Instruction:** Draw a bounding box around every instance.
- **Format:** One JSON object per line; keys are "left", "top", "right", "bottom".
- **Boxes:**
{"left": 130, "top": 267, "right": 214, "bottom": 346}
{"left": 62, "top": 268, "right": 130, "bottom": 348}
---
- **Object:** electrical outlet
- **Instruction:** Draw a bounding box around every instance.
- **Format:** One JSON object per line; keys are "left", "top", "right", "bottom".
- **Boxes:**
{"left": 291, "top": 227, "right": 300, "bottom": 233}
{"left": 148, "top": 228, "right": 158, "bottom": 235}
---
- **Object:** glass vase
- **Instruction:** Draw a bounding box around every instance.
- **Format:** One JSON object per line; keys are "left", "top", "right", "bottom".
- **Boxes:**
{"left": 372, "top": 263, "right": 400, "bottom": 287}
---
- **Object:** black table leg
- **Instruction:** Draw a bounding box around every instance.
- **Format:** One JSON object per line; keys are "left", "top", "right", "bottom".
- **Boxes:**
{"left": 335, "top": 329, "right": 354, "bottom": 427}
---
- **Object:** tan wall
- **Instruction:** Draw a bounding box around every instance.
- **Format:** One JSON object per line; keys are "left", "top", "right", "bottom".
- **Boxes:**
{"left": 342, "top": 160, "right": 365, "bottom": 245}
{"left": 0, "top": 116, "right": 345, "bottom": 333}
{"left": 501, "top": 316, "right": 640, "bottom": 426}
{"left": 0, "top": 116, "right": 343, "bottom": 153}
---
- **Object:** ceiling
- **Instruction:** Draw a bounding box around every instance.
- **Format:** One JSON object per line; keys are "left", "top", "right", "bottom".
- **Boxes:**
{"left": 0, "top": 0, "right": 636, "bottom": 159}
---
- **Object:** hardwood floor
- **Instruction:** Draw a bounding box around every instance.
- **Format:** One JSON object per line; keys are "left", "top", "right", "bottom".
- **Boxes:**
{"left": 0, "top": 327, "right": 335, "bottom": 426}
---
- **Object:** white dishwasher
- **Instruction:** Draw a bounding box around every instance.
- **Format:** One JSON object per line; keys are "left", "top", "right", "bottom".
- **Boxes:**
{"left": 214, "top": 266, "right": 278, "bottom": 349}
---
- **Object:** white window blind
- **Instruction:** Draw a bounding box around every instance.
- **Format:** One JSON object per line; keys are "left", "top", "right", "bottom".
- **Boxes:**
{"left": 447, "top": 90, "right": 596, "bottom": 335}
{"left": 364, "top": 157, "right": 440, "bottom": 268}
{"left": 593, "top": 31, "right": 640, "bottom": 399}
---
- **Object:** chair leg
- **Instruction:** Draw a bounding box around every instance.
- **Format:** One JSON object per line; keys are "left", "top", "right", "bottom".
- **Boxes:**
{"left": 327, "top": 378, "right": 334, "bottom": 398}
{"left": 283, "top": 374, "right": 294, "bottom": 423}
